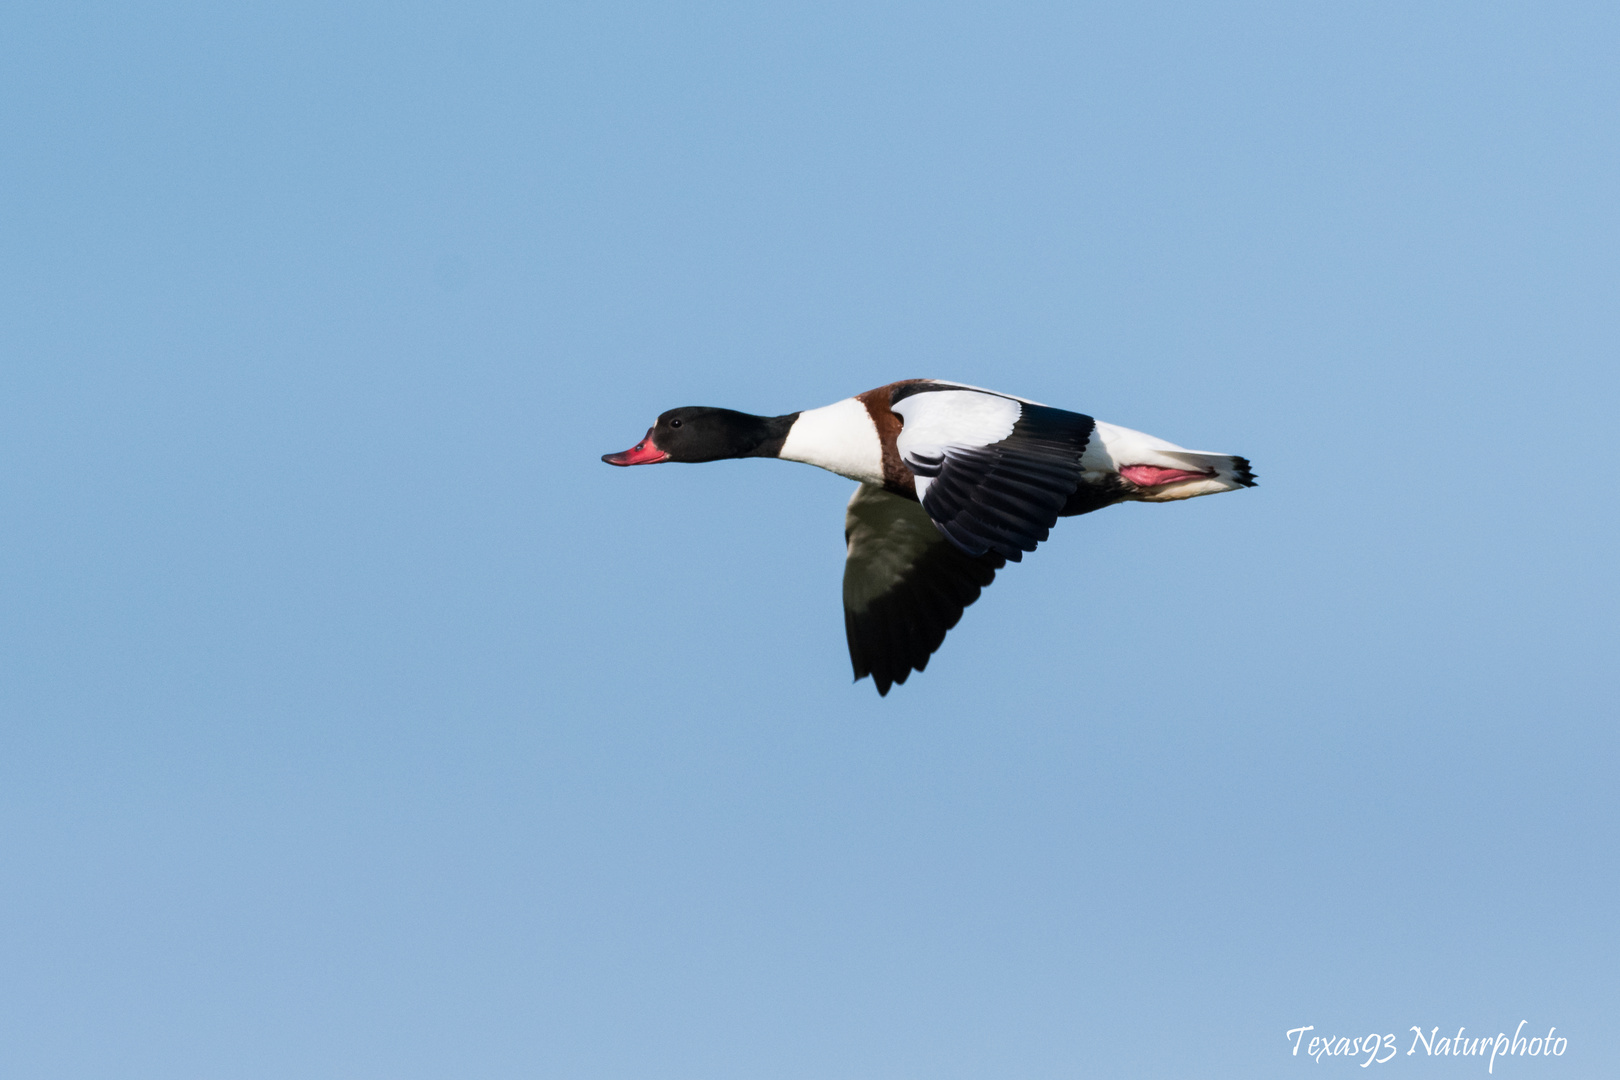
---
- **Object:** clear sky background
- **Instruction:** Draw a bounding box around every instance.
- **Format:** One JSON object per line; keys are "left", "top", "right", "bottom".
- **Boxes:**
{"left": 2, "top": 2, "right": 1616, "bottom": 1077}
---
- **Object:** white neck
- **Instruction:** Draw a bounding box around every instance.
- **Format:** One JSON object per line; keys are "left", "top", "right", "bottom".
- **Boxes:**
{"left": 777, "top": 398, "right": 885, "bottom": 485}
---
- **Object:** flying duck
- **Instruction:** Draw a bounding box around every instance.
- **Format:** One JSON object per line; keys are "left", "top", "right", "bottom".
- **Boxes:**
{"left": 603, "top": 380, "right": 1255, "bottom": 695}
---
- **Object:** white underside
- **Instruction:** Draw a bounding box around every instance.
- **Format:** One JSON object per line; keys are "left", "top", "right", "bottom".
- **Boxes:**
{"left": 1086, "top": 420, "right": 1247, "bottom": 501}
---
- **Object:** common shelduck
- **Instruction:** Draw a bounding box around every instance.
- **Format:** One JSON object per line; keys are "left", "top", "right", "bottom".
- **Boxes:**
{"left": 603, "top": 380, "right": 1255, "bottom": 695}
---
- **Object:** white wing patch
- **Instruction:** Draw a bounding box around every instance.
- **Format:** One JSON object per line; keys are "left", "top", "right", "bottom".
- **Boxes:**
{"left": 917, "top": 380, "right": 1047, "bottom": 406}
{"left": 884, "top": 386, "right": 1093, "bottom": 561}
{"left": 891, "top": 389, "right": 1021, "bottom": 504}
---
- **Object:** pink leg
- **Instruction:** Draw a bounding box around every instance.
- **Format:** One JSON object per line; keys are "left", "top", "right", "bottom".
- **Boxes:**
{"left": 1119, "top": 464, "right": 1214, "bottom": 487}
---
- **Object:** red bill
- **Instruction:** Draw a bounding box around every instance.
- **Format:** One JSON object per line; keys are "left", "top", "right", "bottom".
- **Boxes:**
{"left": 602, "top": 429, "right": 669, "bottom": 466}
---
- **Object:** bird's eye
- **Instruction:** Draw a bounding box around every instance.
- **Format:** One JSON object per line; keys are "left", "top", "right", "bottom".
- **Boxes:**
{"left": 670, "top": 418, "right": 683, "bottom": 428}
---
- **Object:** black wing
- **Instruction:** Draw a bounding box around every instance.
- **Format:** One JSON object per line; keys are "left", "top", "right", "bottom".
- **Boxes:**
{"left": 843, "top": 483, "right": 1005, "bottom": 696}
{"left": 893, "top": 387, "right": 1094, "bottom": 562}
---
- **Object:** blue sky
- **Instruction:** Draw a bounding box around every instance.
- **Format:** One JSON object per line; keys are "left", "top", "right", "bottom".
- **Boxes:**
{"left": 2, "top": 1, "right": 1616, "bottom": 1077}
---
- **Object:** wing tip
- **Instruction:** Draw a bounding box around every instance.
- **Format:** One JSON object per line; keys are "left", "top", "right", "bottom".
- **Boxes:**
{"left": 843, "top": 487, "right": 1010, "bottom": 699}
{"left": 855, "top": 670, "right": 896, "bottom": 696}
